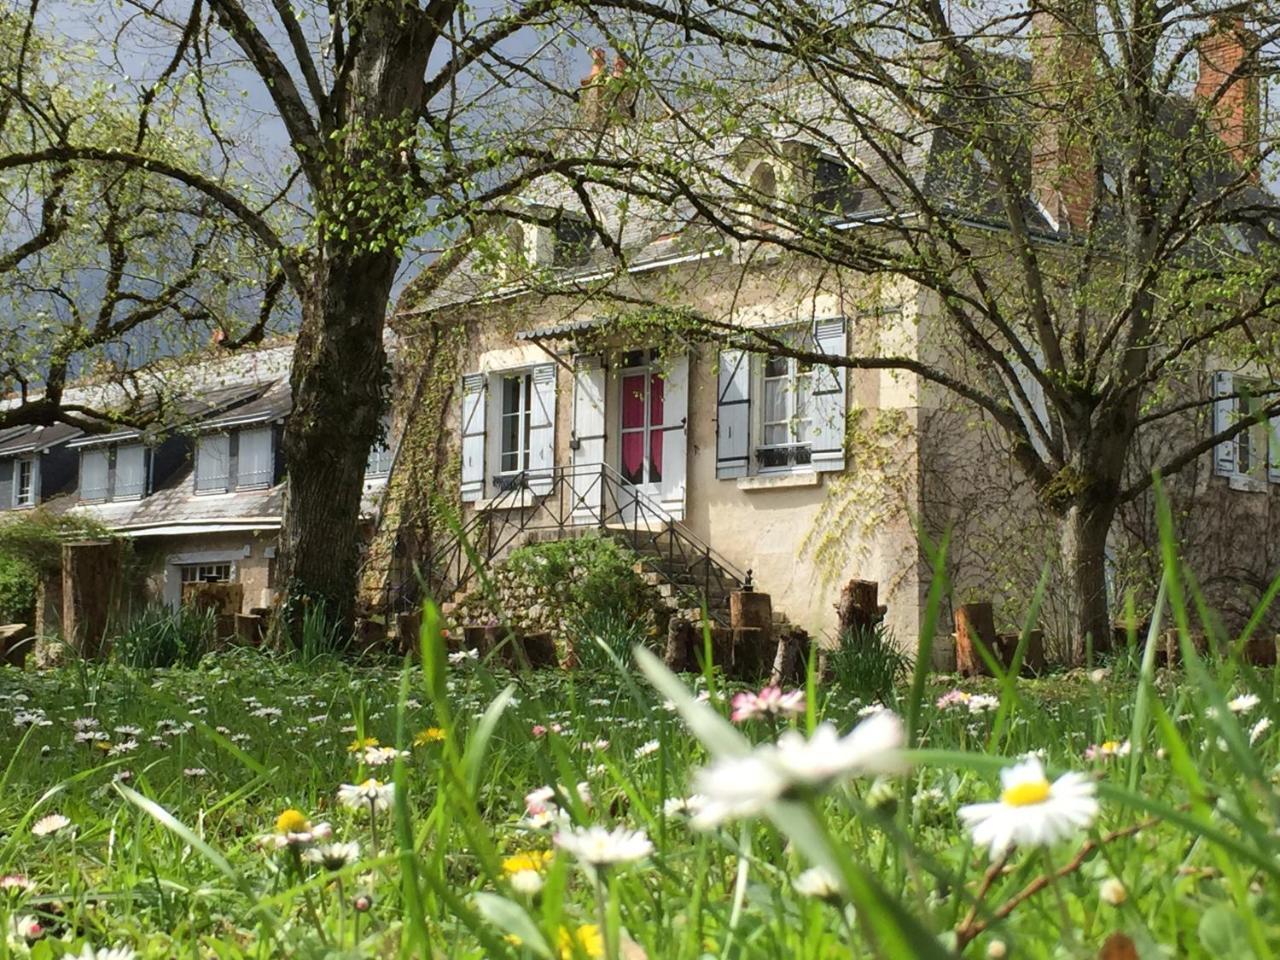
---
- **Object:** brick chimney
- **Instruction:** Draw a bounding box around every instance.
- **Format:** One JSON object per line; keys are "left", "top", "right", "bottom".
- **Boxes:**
{"left": 580, "top": 47, "right": 608, "bottom": 129}
{"left": 1030, "top": 2, "right": 1096, "bottom": 233}
{"left": 1195, "top": 16, "right": 1260, "bottom": 172}
{"left": 580, "top": 48, "right": 637, "bottom": 130}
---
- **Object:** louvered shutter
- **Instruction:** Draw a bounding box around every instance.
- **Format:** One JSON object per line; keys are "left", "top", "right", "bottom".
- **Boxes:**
{"left": 237, "top": 427, "right": 275, "bottom": 488}
{"left": 528, "top": 364, "right": 557, "bottom": 495}
{"left": 115, "top": 443, "right": 149, "bottom": 499}
{"left": 570, "top": 355, "right": 606, "bottom": 521}
{"left": 1212, "top": 371, "right": 1236, "bottom": 477}
{"left": 1269, "top": 412, "right": 1280, "bottom": 484}
{"left": 81, "top": 448, "right": 110, "bottom": 501}
{"left": 0, "top": 460, "right": 11, "bottom": 508}
{"left": 716, "top": 348, "right": 751, "bottom": 479}
{"left": 657, "top": 353, "right": 689, "bottom": 518}
{"left": 460, "top": 373, "right": 487, "bottom": 503}
{"left": 195, "top": 434, "right": 231, "bottom": 493}
{"left": 810, "top": 318, "right": 848, "bottom": 472}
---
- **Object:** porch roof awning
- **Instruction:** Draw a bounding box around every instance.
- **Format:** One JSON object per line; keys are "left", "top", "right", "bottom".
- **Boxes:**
{"left": 514, "top": 316, "right": 606, "bottom": 342}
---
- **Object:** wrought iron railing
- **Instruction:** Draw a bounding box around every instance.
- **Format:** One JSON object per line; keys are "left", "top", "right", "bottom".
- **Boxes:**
{"left": 387, "top": 463, "right": 748, "bottom": 625}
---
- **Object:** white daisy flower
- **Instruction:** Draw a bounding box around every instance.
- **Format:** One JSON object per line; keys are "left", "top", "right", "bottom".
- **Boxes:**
{"left": 690, "top": 753, "right": 790, "bottom": 828}
{"left": 1250, "top": 717, "right": 1271, "bottom": 744}
{"left": 633, "top": 739, "right": 661, "bottom": 759}
{"left": 31, "top": 814, "right": 71, "bottom": 837}
{"left": 662, "top": 794, "right": 707, "bottom": 818}
{"left": 337, "top": 779, "right": 395, "bottom": 813}
{"left": 305, "top": 841, "right": 361, "bottom": 870}
{"left": 1229, "top": 693, "right": 1260, "bottom": 714}
{"left": 361, "top": 746, "right": 409, "bottom": 766}
{"left": 73, "top": 945, "right": 137, "bottom": 960}
{"left": 509, "top": 869, "right": 544, "bottom": 896}
{"left": 769, "top": 713, "right": 908, "bottom": 786}
{"left": 793, "top": 865, "right": 842, "bottom": 901}
{"left": 958, "top": 757, "right": 1098, "bottom": 857}
{"left": 554, "top": 825, "right": 652, "bottom": 867}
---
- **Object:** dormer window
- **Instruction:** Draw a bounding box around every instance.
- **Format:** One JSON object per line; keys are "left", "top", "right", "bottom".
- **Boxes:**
{"left": 553, "top": 214, "right": 593, "bottom": 266}
{"left": 813, "top": 156, "right": 861, "bottom": 216}
{"left": 195, "top": 425, "right": 275, "bottom": 494}
{"left": 77, "top": 441, "right": 152, "bottom": 502}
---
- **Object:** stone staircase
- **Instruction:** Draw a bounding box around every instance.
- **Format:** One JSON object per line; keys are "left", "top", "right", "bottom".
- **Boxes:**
{"left": 608, "top": 526, "right": 742, "bottom": 626}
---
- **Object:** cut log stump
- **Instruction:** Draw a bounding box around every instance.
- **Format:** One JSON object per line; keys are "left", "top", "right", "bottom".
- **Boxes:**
{"left": 954, "top": 602, "right": 997, "bottom": 677}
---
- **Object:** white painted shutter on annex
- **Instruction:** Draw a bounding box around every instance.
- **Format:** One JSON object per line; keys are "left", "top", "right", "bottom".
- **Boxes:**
{"left": 810, "top": 318, "right": 848, "bottom": 472}
{"left": 527, "top": 364, "right": 557, "bottom": 495}
{"left": 460, "top": 374, "right": 487, "bottom": 502}
{"left": 80, "top": 448, "right": 109, "bottom": 501}
{"left": 1212, "top": 371, "right": 1236, "bottom": 477}
{"left": 570, "top": 355, "right": 606, "bottom": 520}
{"left": 114, "top": 443, "right": 149, "bottom": 498}
{"left": 657, "top": 353, "right": 689, "bottom": 518}
{"left": 716, "top": 348, "right": 750, "bottom": 479}
{"left": 195, "top": 433, "right": 231, "bottom": 493}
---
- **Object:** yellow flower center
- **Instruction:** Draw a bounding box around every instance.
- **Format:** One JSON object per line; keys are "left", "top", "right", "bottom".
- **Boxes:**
{"left": 558, "top": 924, "right": 603, "bottom": 959}
{"left": 347, "top": 737, "right": 379, "bottom": 753}
{"left": 275, "top": 809, "right": 311, "bottom": 834}
{"left": 1101, "top": 740, "right": 1119, "bottom": 753}
{"left": 502, "top": 850, "right": 553, "bottom": 875}
{"left": 414, "top": 727, "right": 446, "bottom": 746}
{"left": 1001, "top": 779, "right": 1051, "bottom": 807}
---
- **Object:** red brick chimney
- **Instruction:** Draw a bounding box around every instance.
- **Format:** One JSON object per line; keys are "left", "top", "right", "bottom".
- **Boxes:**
{"left": 1195, "top": 17, "right": 1260, "bottom": 173}
{"left": 580, "top": 48, "right": 608, "bottom": 129}
{"left": 1030, "top": 2, "right": 1096, "bottom": 234}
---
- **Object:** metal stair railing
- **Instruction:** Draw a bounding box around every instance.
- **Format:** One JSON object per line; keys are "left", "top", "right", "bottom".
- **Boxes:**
{"left": 403, "top": 463, "right": 748, "bottom": 624}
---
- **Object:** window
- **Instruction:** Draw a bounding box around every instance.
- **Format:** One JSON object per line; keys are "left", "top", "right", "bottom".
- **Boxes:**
{"left": 499, "top": 373, "right": 533, "bottom": 476}
{"left": 80, "top": 448, "right": 109, "bottom": 502}
{"left": 1235, "top": 380, "right": 1267, "bottom": 478}
{"left": 195, "top": 433, "right": 231, "bottom": 493}
{"left": 179, "top": 562, "right": 232, "bottom": 584}
{"left": 553, "top": 216, "right": 593, "bottom": 266}
{"left": 237, "top": 427, "right": 274, "bottom": 488}
{"left": 366, "top": 431, "right": 394, "bottom": 477}
{"left": 813, "top": 156, "right": 861, "bottom": 215}
{"left": 1214, "top": 371, "right": 1279, "bottom": 487}
{"left": 756, "top": 329, "right": 815, "bottom": 470}
{"left": 114, "top": 444, "right": 148, "bottom": 499}
{"left": 14, "top": 457, "right": 36, "bottom": 507}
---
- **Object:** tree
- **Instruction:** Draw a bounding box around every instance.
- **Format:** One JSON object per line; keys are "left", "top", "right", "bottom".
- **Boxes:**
{"left": 520, "top": 0, "right": 1280, "bottom": 653}
{"left": 0, "top": 0, "right": 662, "bottom": 632}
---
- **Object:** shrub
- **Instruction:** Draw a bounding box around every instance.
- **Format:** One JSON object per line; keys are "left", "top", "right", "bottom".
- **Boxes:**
{"left": 113, "top": 604, "right": 216, "bottom": 669}
{"left": 826, "top": 622, "right": 911, "bottom": 702}
{"left": 0, "top": 553, "right": 38, "bottom": 624}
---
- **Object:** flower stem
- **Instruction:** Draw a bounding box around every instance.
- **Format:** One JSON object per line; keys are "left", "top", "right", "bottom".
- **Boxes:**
{"left": 592, "top": 867, "right": 617, "bottom": 960}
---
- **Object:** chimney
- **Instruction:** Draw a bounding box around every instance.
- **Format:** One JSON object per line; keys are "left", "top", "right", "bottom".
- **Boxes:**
{"left": 580, "top": 47, "right": 608, "bottom": 129}
{"left": 579, "top": 48, "right": 637, "bottom": 130}
{"left": 1030, "top": 2, "right": 1096, "bottom": 234}
{"left": 1195, "top": 16, "right": 1260, "bottom": 172}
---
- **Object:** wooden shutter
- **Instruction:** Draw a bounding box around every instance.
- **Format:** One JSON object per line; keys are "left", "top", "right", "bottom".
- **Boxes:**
{"left": 460, "top": 373, "right": 487, "bottom": 503}
{"left": 81, "top": 448, "right": 110, "bottom": 501}
{"left": 716, "top": 348, "right": 751, "bottom": 479}
{"left": 570, "top": 355, "right": 606, "bottom": 521}
{"left": 1212, "top": 371, "right": 1236, "bottom": 477}
{"left": 810, "top": 318, "right": 848, "bottom": 472}
{"left": 528, "top": 364, "right": 557, "bottom": 495}
{"left": 657, "top": 352, "right": 689, "bottom": 518}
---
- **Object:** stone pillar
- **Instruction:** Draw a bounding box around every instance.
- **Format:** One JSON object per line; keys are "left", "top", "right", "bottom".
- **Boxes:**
{"left": 62, "top": 540, "right": 125, "bottom": 661}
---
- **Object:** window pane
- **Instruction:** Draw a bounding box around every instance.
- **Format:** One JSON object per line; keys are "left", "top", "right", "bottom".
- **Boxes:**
{"left": 621, "top": 432, "right": 644, "bottom": 484}
{"left": 81, "top": 449, "right": 109, "bottom": 501}
{"left": 195, "top": 434, "right": 231, "bottom": 492}
{"left": 764, "top": 356, "right": 789, "bottom": 378}
{"left": 648, "top": 374, "right": 664, "bottom": 483}
{"left": 502, "top": 376, "right": 521, "bottom": 415}
{"left": 763, "top": 423, "right": 789, "bottom": 447}
{"left": 763, "top": 378, "right": 788, "bottom": 426}
{"left": 238, "top": 427, "right": 274, "bottom": 488}
{"left": 15, "top": 459, "right": 35, "bottom": 505}
{"left": 115, "top": 444, "right": 147, "bottom": 498}
{"left": 366, "top": 438, "right": 393, "bottom": 477}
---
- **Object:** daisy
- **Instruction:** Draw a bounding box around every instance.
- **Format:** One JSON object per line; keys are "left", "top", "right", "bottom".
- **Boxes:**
{"left": 0, "top": 874, "right": 35, "bottom": 893}
{"left": 1250, "top": 717, "right": 1271, "bottom": 744}
{"left": 554, "top": 825, "right": 652, "bottom": 867}
{"left": 7, "top": 914, "right": 43, "bottom": 943}
{"left": 337, "top": 778, "right": 395, "bottom": 813}
{"left": 264, "top": 809, "right": 332, "bottom": 849}
{"left": 663, "top": 794, "right": 708, "bottom": 818}
{"left": 769, "top": 713, "right": 908, "bottom": 786}
{"left": 793, "top": 865, "right": 842, "bottom": 901}
{"left": 1084, "top": 740, "right": 1130, "bottom": 761}
{"left": 935, "top": 690, "right": 970, "bottom": 709}
{"left": 1229, "top": 693, "right": 1260, "bottom": 714}
{"left": 691, "top": 753, "right": 789, "bottom": 827}
{"left": 72, "top": 946, "right": 137, "bottom": 960}
{"left": 958, "top": 756, "right": 1098, "bottom": 857}
{"left": 31, "top": 814, "right": 71, "bottom": 837}
{"left": 361, "top": 746, "right": 409, "bottom": 766}
{"left": 305, "top": 841, "right": 361, "bottom": 870}
{"left": 731, "top": 685, "right": 805, "bottom": 723}
{"left": 634, "top": 739, "right": 661, "bottom": 758}
{"left": 966, "top": 694, "right": 1000, "bottom": 714}
{"left": 509, "top": 869, "right": 544, "bottom": 896}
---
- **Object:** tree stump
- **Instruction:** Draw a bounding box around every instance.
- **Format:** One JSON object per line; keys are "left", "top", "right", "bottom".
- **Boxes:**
{"left": 731, "top": 626, "right": 770, "bottom": 680}
{"left": 62, "top": 540, "right": 125, "bottom": 661}
{"left": 770, "top": 625, "right": 810, "bottom": 686}
{"left": 954, "top": 602, "right": 997, "bottom": 677}
{"left": 729, "top": 591, "right": 773, "bottom": 647}
{"left": 664, "top": 617, "right": 696, "bottom": 672}
{"left": 234, "top": 614, "right": 265, "bottom": 647}
{"left": 836, "top": 579, "right": 887, "bottom": 636}
{"left": 0, "top": 624, "right": 30, "bottom": 668}
{"left": 396, "top": 611, "right": 421, "bottom": 657}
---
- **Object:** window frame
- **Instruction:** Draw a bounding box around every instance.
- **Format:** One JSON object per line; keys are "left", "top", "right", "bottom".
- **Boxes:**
{"left": 753, "top": 327, "right": 816, "bottom": 474}
{"left": 497, "top": 371, "right": 534, "bottom": 481}
{"left": 1232, "top": 377, "right": 1270, "bottom": 482}
{"left": 13, "top": 456, "right": 37, "bottom": 507}
{"left": 236, "top": 426, "right": 275, "bottom": 490}
{"left": 178, "top": 562, "right": 234, "bottom": 584}
{"left": 79, "top": 447, "right": 111, "bottom": 503}
{"left": 365, "top": 419, "right": 394, "bottom": 478}
{"left": 194, "top": 431, "right": 233, "bottom": 494}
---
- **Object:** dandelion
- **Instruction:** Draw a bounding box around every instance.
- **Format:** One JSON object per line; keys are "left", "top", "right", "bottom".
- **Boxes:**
{"left": 347, "top": 736, "right": 379, "bottom": 753}
{"left": 413, "top": 727, "right": 446, "bottom": 746}
{"left": 305, "top": 841, "right": 361, "bottom": 870}
{"left": 556, "top": 924, "right": 603, "bottom": 959}
{"left": 1229, "top": 693, "right": 1261, "bottom": 714}
{"left": 730, "top": 685, "right": 805, "bottom": 723}
{"left": 958, "top": 756, "right": 1098, "bottom": 857}
{"left": 502, "top": 850, "right": 554, "bottom": 875}
{"left": 337, "top": 778, "right": 395, "bottom": 813}
{"left": 31, "top": 814, "right": 71, "bottom": 837}
{"left": 793, "top": 866, "right": 842, "bottom": 901}
{"left": 554, "top": 825, "right": 653, "bottom": 867}
{"left": 1084, "top": 740, "right": 1130, "bottom": 761}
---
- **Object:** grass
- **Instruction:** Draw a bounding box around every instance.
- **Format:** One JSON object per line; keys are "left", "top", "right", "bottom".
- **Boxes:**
{"left": 3, "top": 516, "right": 1280, "bottom": 957}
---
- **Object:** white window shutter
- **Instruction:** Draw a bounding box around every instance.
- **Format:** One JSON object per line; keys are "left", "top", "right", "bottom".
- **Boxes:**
{"left": 716, "top": 348, "right": 751, "bottom": 478}
{"left": 1268, "top": 413, "right": 1280, "bottom": 484}
{"left": 811, "top": 318, "right": 848, "bottom": 472}
{"left": 237, "top": 427, "right": 275, "bottom": 488}
{"left": 570, "top": 355, "right": 606, "bottom": 521}
{"left": 1212, "top": 371, "right": 1236, "bottom": 477}
{"left": 195, "top": 433, "right": 231, "bottom": 493}
{"left": 80, "top": 448, "right": 109, "bottom": 501}
{"left": 658, "top": 352, "right": 689, "bottom": 518}
{"left": 460, "top": 373, "right": 487, "bottom": 503}
{"left": 115, "top": 443, "right": 149, "bottom": 498}
{"left": 528, "top": 364, "right": 557, "bottom": 495}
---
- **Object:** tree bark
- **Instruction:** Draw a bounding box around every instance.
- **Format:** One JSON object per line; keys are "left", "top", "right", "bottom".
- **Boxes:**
{"left": 1059, "top": 499, "right": 1116, "bottom": 665}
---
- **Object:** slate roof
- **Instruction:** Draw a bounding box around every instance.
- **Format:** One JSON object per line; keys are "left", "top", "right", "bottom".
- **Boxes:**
{"left": 0, "top": 423, "right": 82, "bottom": 456}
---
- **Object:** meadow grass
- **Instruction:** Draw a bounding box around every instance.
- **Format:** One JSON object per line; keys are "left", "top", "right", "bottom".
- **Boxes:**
{"left": 2, "top": 516, "right": 1280, "bottom": 958}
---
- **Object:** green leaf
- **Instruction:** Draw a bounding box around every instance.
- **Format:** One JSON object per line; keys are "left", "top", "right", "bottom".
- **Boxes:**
{"left": 1198, "top": 906, "right": 1254, "bottom": 958}
{"left": 470, "top": 892, "right": 552, "bottom": 958}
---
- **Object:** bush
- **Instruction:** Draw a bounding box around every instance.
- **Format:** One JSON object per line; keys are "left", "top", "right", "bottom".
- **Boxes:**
{"left": 0, "top": 553, "right": 38, "bottom": 624}
{"left": 504, "top": 536, "right": 654, "bottom": 622}
{"left": 826, "top": 622, "right": 911, "bottom": 703}
{"left": 113, "top": 604, "right": 216, "bottom": 669}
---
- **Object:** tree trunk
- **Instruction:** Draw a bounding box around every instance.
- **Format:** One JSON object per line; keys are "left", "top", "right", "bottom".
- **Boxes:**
{"left": 277, "top": 254, "right": 396, "bottom": 636}
{"left": 1059, "top": 499, "right": 1116, "bottom": 665}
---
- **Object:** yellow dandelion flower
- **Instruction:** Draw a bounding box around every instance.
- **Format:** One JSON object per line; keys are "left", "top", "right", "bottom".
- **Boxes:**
{"left": 414, "top": 727, "right": 446, "bottom": 746}
{"left": 275, "top": 808, "right": 311, "bottom": 835}
{"left": 93, "top": 740, "right": 112, "bottom": 752}
{"left": 558, "top": 924, "right": 604, "bottom": 959}
{"left": 347, "top": 736, "right": 379, "bottom": 753}
{"left": 502, "top": 850, "right": 554, "bottom": 875}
